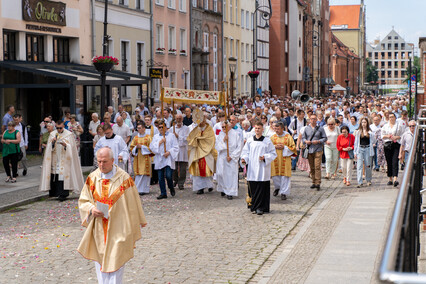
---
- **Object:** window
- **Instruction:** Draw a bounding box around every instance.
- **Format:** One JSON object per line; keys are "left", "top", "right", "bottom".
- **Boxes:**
{"left": 156, "top": 24, "right": 164, "bottom": 50}
{"left": 229, "top": 0, "right": 233, "bottom": 23}
{"left": 179, "top": 0, "right": 186, "bottom": 11}
{"left": 394, "top": 36, "right": 398, "bottom": 40}
{"left": 155, "top": 0, "right": 164, "bottom": 5}
{"left": 26, "top": 34, "right": 44, "bottom": 62}
{"left": 121, "top": 41, "right": 129, "bottom": 72}
{"left": 387, "top": 36, "right": 391, "bottom": 40}
{"left": 169, "top": 71, "right": 176, "bottom": 88}
{"left": 381, "top": 61, "right": 384, "bottom": 68}
{"left": 387, "top": 52, "right": 392, "bottom": 58}
{"left": 213, "top": 0, "right": 217, "bottom": 12}
{"left": 401, "top": 70, "right": 406, "bottom": 76}
{"left": 251, "top": 13, "right": 254, "bottom": 30}
{"left": 107, "top": 39, "right": 114, "bottom": 56}
{"left": 251, "top": 44, "right": 253, "bottom": 62}
{"left": 53, "top": 37, "right": 70, "bottom": 63}
{"left": 230, "top": 38, "right": 234, "bottom": 57}
{"left": 241, "top": 10, "right": 244, "bottom": 28}
{"left": 223, "top": 0, "right": 226, "bottom": 20}
{"left": 401, "top": 43, "right": 405, "bottom": 49}
{"left": 235, "top": 0, "right": 238, "bottom": 24}
{"left": 137, "top": 42, "right": 145, "bottom": 76}
{"left": 204, "top": 0, "right": 208, "bottom": 10}
{"left": 203, "top": 32, "right": 209, "bottom": 52}
{"left": 381, "top": 52, "right": 385, "bottom": 58}
{"left": 246, "top": 11, "right": 249, "bottom": 29}
{"left": 168, "top": 0, "right": 175, "bottom": 9}
{"left": 3, "top": 31, "right": 16, "bottom": 61}
{"left": 401, "top": 61, "right": 405, "bottom": 68}
{"left": 223, "top": 38, "right": 227, "bottom": 79}
{"left": 180, "top": 29, "right": 187, "bottom": 53}
{"left": 387, "top": 61, "right": 391, "bottom": 68}
{"left": 118, "top": 0, "right": 128, "bottom": 5}
{"left": 374, "top": 52, "right": 378, "bottom": 59}
{"left": 394, "top": 61, "right": 398, "bottom": 68}
{"left": 192, "top": 0, "right": 196, "bottom": 7}
{"left": 387, "top": 70, "right": 391, "bottom": 77}
{"left": 394, "top": 52, "right": 398, "bottom": 59}
{"left": 394, "top": 43, "right": 398, "bottom": 50}
{"left": 213, "top": 33, "right": 218, "bottom": 90}
{"left": 246, "top": 44, "right": 249, "bottom": 61}
{"left": 168, "top": 26, "right": 176, "bottom": 51}
{"left": 136, "top": 0, "right": 144, "bottom": 9}
{"left": 387, "top": 43, "right": 391, "bottom": 49}
{"left": 241, "top": 42, "right": 244, "bottom": 61}
{"left": 368, "top": 52, "right": 372, "bottom": 58}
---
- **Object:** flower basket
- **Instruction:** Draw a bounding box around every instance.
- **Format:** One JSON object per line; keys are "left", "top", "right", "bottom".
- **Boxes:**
{"left": 248, "top": 70, "right": 260, "bottom": 79}
{"left": 92, "top": 56, "right": 119, "bottom": 72}
{"left": 168, "top": 49, "right": 177, "bottom": 55}
{"left": 179, "top": 50, "right": 187, "bottom": 55}
{"left": 156, "top": 48, "right": 165, "bottom": 54}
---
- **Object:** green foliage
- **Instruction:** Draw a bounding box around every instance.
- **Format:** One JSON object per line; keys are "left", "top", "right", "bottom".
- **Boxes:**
{"left": 365, "top": 58, "right": 379, "bottom": 83}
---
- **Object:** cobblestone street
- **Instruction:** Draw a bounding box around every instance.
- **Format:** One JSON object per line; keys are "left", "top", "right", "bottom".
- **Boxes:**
{"left": 0, "top": 169, "right": 339, "bottom": 283}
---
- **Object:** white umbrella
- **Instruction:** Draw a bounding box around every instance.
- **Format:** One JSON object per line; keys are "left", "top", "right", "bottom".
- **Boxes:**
{"left": 331, "top": 84, "right": 346, "bottom": 91}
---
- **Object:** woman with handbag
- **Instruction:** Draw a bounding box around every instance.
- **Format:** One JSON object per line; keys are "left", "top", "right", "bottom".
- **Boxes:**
{"left": 354, "top": 117, "right": 376, "bottom": 188}
{"left": 323, "top": 118, "right": 340, "bottom": 180}
{"left": 381, "top": 112, "right": 403, "bottom": 187}
{"left": 336, "top": 126, "right": 355, "bottom": 186}
{"left": 1, "top": 121, "right": 21, "bottom": 183}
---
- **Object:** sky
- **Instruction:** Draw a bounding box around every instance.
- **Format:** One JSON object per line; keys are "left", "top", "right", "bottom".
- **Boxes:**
{"left": 329, "top": 0, "right": 426, "bottom": 51}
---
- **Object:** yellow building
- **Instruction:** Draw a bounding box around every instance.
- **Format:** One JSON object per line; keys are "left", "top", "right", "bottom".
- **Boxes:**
{"left": 329, "top": 3, "right": 366, "bottom": 89}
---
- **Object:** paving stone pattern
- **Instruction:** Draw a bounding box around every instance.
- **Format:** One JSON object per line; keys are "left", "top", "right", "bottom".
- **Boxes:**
{"left": 0, "top": 170, "right": 334, "bottom": 284}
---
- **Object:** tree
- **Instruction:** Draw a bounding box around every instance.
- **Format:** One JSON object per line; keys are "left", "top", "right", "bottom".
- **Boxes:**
{"left": 403, "top": 56, "right": 422, "bottom": 84}
{"left": 365, "top": 58, "right": 379, "bottom": 83}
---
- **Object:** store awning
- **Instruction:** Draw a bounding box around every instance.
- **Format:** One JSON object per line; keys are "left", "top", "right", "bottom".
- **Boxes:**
{"left": 0, "top": 61, "right": 150, "bottom": 87}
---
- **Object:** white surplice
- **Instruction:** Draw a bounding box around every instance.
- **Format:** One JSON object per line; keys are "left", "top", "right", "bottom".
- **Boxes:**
{"left": 168, "top": 125, "right": 190, "bottom": 162}
{"left": 94, "top": 134, "right": 129, "bottom": 169}
{"left": 215, "top": 129, "right": 242, "bottom": 196}
{"left": 240, "top": 135, "right": 277, "bottom": 181}
{"left": 150, "top": 132, "right": 179, "bottom": 170}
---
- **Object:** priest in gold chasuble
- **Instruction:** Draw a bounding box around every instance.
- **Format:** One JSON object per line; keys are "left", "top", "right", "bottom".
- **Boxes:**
{"left": 78, "top": 147, "right": 147, "bottom": 283}
{"left": 187, "top": 110, "right": 217, "bottom": 194}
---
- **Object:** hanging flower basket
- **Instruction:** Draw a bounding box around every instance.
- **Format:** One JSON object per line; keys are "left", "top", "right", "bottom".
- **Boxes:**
{"left": 248, "top": 70, "right": 260, "bottom": 79}
{"left": 92, "top": 56, "right": 119, "bottom": 72}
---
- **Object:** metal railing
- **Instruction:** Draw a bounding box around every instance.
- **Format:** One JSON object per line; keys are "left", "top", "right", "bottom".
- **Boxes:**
{"left": 379, "top": 107, "right": 426, "bottom": 283}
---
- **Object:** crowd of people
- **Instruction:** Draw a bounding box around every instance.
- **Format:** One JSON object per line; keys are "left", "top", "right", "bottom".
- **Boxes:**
{"left": 1, "top": 92, "right": 416, "bottom": 208}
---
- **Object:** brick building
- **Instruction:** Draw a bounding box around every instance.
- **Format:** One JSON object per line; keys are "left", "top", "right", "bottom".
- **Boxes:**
{"left": 331, "top": 32, "right": 360, "bottom": 95}
{"left": 418, "top": 37, "right": 426, "bottom": 108}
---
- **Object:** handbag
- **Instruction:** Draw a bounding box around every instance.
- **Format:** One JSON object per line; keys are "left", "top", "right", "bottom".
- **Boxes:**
{"left": 384, "top": 124, "right": 398, "bottom": 151}
{"left": 14, "top": 131, "right": 23, "bottom": 161}
{"left": 303, "top": 126, "right": 319, "bottom": 159}
{"left": 347, "top": 135, "right": 354, "bottom": 159}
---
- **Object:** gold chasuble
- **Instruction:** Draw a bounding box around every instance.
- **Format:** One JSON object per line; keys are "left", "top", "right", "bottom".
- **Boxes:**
{"left": 77, "top": 166, "right": 147, "bottom": 273}
{"left": 187, "top": 124, "right": 217, "bottom": 177}
{"left": 271, "top": 133, "right": 297, "bottom": 177}
{"left": 129, "top": 135, "right": 152, "bottom": 176}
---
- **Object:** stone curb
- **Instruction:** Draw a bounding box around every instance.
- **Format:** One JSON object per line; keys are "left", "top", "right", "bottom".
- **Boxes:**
{"left": 0, "top": 193, "right": 49, "bottom": 213}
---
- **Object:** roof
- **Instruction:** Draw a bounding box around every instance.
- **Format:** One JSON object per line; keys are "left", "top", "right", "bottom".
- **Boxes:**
{"left": 331, "top": 32, "right": 360, "bottom": 59}
{"left": 329, "top": 5, "right": 361, "bottom": 30}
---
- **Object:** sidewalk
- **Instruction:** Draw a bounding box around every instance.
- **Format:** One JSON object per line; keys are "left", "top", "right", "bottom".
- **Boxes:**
{"left": 257, "top": 171, "right": 397, "bottom": 284}
{"left": 0, "top": 163, "right": 92, "bottom": 212}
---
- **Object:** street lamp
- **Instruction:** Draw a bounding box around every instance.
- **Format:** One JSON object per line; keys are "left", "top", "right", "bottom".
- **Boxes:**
{"left": 228, "top": 56, "right": 237, "bottom": 105}
{"left": 252, "top": 0, "right": 272, "bottom": 98}
{"left": 99, "top": 0, "right": 111, "bottom": 119}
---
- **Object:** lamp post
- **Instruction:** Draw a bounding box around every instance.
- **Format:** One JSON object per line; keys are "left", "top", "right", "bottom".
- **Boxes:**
{"left": 228, "top": 56, "right": 237, "bottom": 106}
{"left": 252, "top": 0, "right": 272, "bottom": 98}
{"left": 99, "top": 0, "right": 110, "bottom": 120}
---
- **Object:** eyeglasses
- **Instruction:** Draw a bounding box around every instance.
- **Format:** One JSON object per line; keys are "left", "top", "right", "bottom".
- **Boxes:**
{"left": 409, "top": 125, "right": 416, "bottom": 127}
{"left": 56, "top": 127, "right": 63, "bottom": 130}
{"left": 158, "top": 127, "right": 163, "bottom": 129}
{"left": 44, "top": 121, "right": 50, "bottom": 123}
{"left": 328, "top": 124, "right": 335, "bottom": 126}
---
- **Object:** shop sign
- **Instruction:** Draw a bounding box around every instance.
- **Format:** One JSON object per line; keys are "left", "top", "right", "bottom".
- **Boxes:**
{"left": 150, "top": 68, "right": 163, "bottom": 79}
{"left": 22, "top": 0, "right": 66, "bottom": 27}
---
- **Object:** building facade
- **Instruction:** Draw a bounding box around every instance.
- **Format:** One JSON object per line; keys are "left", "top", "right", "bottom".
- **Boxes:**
{"left": 366, "top": 29, "right": 414, "bottom": 89}
{"left": 329, "top": 2, "right": 366, "bottom": 90}
{"left": 288, "top": 0, "right": 304, "bottom": 94}
{"left": 331, "top": 32, "right": 360, "bottom": 95}
{"left": 190, "top": 0, "right": 223, "bottom": 91}
{"left": 152, "top": 0, "right": 190, "bottom": 100}
{"left": 255, "top": 0, "right": 270, "bottom": 95}
{"left": 94, "top": 0, "right": 151, "bottom": 109}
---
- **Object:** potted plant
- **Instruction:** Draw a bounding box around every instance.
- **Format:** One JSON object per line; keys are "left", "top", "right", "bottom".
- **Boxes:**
{"left": 248, "top": 70, "right": 260, "bottom": 79}
{"left": 92, "top": 56, "right": 119, "bottom": 72}
{"left": 168, "top": 48, "right": 177, "bottom": 54}
{"left": 156, "top": 47, "right": 165, "bottom": 54}
{"left": 180, "top": 49, "right": 186, "bottom": 55}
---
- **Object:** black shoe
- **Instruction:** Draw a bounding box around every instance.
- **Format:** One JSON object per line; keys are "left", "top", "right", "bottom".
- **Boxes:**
{"left": 273, "top": 189, "right": 279, "bottom": 196}
{"left": 139, "top": 192, "right": 147, "bottom": 196}
{"left": 23, "top": 169, "right": 27, "bottom": 176}
{"left": 375, "top": 168, "right": 380, "bottom": 172}
{"left": 401, "top": 165, "right": 405, "bottom": 171}
{"left": 316, "top": 185, "right": 320, "bottom": 191}
{"left": 291, "top": 167, "right": 296, "bottom": 171}
{"left": 170, "top": 188, "right": 176, "bottom": 197}
{"left": 310, "top": 184, "right": 316, "bottom": 189}
{"left": 196, "top": 189, "right": 204, "bottom": 195}
{"left": 281, "top": 194, "right": 287, "bottom": 200}
{"left": 221, "top": 192, "right": 226, "bottom": 197}
{"left": 227, "top": 195, "right": 233, "bottom": 200}
{"left": 156, "top": 194, "right": 167, "bottom": 200}
{"left": 387, "top": 181, "right": 393, "bottom": 186}
{"left": 58, "top": 196, "right": 67, "bottom": 202}
{"left": 208, "top": 188, "right": 213, "bottom": 192}
{"left": 394, "top": 181, "right": 399, "bottom": 187}
{"left": 256, "top": 209, "right": 264, "bottom": 215}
